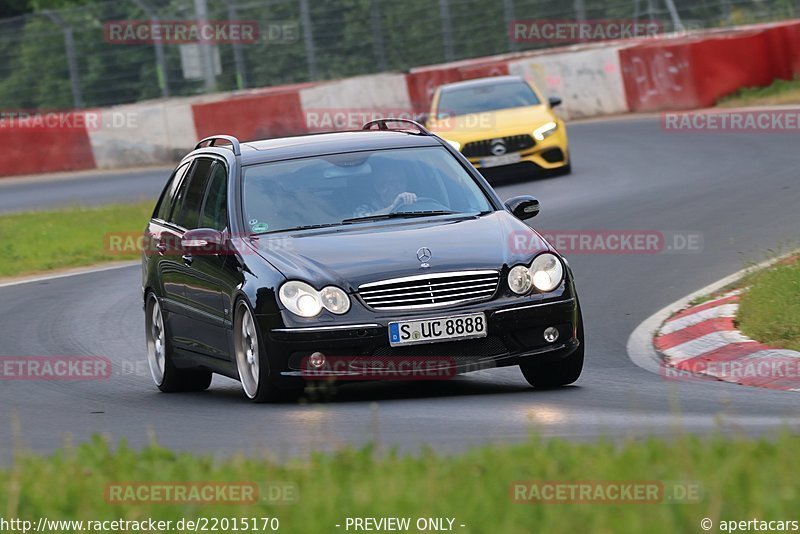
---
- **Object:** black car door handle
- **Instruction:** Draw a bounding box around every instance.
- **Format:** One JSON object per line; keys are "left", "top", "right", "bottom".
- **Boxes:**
{"left": 182, "top": 254, "right": 194, "bottom": 266}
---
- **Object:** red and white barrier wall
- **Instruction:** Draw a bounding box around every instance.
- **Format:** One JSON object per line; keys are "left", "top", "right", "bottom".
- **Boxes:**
{"left": 300, "top": 73, "right": 414, "bottom": 131}
{"left": 88, "top": 96, "right": 218, "bottom": 169}
{"left": 0, "top": 112, "right": 96, "bottom": 175}
{"left": 619, "top": 21, "right": 800, "bottom": 112}
{"left": 1, "top": 20, "right": 799, "bottom": 177}
{"left": 508, "top": 45, "right": 629, "bottom": 119}
{"left": 192, "top": 82, "right": 313, "bottom": 143}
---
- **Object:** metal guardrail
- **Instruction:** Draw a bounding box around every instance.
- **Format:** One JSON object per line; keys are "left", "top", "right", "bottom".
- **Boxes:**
{"left": 0, "top": 0, "right": 796, "bottom": 110}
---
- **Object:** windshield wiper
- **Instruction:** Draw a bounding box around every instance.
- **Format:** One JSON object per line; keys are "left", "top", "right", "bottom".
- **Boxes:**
{"left": 251, "top": 222, "right": 344, "bottom": 236}
{"left": 341, "top": 211, "right": 456, "bottom": 224}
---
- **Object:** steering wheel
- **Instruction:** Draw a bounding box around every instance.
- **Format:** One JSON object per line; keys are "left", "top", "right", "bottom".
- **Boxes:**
{"left": 391, "top": 196, "right": 450, "bottom": 213}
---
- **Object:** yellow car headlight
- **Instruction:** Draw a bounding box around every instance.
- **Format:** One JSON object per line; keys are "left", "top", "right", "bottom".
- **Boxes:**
{"left": 533, "top": 121, "right": 558, "bottom": 141}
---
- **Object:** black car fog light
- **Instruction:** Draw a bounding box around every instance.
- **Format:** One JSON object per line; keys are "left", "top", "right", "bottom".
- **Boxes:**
{"left": 543, "top": 327, "right": 559, "bottom": 343}
{"left": 309, "top": 352, "right": 327, "bottom": 369}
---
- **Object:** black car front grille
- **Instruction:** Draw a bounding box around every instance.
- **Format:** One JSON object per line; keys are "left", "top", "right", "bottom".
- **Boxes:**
{"left": 358, "top": 270, "right": 500, "bottom": 310}
{"left": 462, "top": 134, "right": 535, "bottom": 158}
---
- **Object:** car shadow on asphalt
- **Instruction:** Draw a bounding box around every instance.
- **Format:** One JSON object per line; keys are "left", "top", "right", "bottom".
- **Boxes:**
{"left": 187, "top": 374, "right": 580, "bottom": 405}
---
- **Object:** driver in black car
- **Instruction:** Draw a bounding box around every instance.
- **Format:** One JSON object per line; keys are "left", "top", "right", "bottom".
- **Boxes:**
{"left": 352, "top": 169, "right": 418, "bottom": 218}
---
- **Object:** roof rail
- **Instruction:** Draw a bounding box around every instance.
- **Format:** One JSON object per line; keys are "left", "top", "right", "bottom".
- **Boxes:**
{"left": 195, "top": 135, "right": 241, "bottom": 156}
{"left": 362, "top": 118, "right": 431, "bottom": 136}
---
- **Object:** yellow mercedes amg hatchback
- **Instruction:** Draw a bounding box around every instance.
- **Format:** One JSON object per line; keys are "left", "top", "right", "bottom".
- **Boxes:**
{"left": 427, "top": 75, "right": 570, "bottom": 177}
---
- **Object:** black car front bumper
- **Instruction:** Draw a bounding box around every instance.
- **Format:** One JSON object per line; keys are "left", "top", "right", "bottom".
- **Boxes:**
{"left": 261, "top": 297, "right": 580, "bottom": 381}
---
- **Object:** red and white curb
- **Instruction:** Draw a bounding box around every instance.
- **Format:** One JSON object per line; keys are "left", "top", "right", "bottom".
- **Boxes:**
{"left": 655, "top": 290, "right": 800, "bottom": 391}
{"left": 627, "top": 250, "right": 800, "bottom": 392}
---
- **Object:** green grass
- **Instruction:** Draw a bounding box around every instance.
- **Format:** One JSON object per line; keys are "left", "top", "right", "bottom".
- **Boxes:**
{"left": 3, "top": 433, "right": 800, "bottom": 533}
{"left": 0, "top": 202, "right": 153, "bottom": 278}
{"left": 718, "top": 78, "right": 800, "bottom": 107}
{"left": 737, "top": 256, "right": 800, "bottom": 351}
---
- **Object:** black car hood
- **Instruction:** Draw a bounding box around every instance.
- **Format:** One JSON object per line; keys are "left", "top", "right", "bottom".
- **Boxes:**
{"left": 250, "top": 212, "right": 552, "bottom": 291}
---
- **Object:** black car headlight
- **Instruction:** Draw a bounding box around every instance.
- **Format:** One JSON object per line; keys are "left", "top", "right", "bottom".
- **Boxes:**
{"left": 319, "top": 286, "right": 351, "bottom": 314}
{"left": 508, "top": 265, "right": 533, "bottom": 295}
{"left": 279, "top": 281, "right": 350, "bottom": 317}
{"left": 508, "top": 253, "right": 564, "bottom": 295}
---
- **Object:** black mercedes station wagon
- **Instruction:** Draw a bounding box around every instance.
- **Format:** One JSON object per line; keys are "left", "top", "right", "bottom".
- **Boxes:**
{"left": 142, "top": 119, "right": 584, "bottom": 402}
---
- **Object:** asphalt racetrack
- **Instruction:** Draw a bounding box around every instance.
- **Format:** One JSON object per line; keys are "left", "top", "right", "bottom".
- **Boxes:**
{"left": 1, "top": 116, "right": 799, "bottom": 461}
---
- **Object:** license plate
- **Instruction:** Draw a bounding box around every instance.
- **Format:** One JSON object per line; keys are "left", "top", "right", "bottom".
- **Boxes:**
{"left": 388, "top": 313, "right": 487, "bottom": 347}
{"left": 480, "top": 152, "right": 521, "bottom": 168}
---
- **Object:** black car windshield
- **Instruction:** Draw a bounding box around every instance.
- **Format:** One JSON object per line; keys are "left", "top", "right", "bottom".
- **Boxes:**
{"left": 437, "top": 80, "right": 541, "bottom": 117}
{"left": 242, "top": 146, "right": 493, "bottom": 234}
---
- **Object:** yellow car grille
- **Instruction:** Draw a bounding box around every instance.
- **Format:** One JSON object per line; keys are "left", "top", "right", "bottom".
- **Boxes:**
{"left": 462, "top": 134, "right": 535, "bottom": 158}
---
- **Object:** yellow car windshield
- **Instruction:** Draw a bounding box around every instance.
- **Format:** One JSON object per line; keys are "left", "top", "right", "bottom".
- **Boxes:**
{"left": 437, "top": 81, "right": 541, "bottom": 117}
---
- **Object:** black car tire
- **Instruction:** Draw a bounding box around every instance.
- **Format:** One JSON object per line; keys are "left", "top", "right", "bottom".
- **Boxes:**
{"left": 145, "top": 293, "right": 212, "bottom": 393}
{"left": 519, "top": 302, "right": 584, "bottom": 389}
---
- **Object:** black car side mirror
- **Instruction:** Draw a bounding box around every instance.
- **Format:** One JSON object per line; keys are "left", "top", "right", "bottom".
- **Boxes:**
{"left": 548, "top": 96, "right": 562, "bottom": 108}
{"left": 505, "top": 195, "right": 540, "bottom": 220}
{"left": 417, "top": 112, "right": 430, "bottom": 127}
{"left": 181, "top": 228, "right": 230, "bottom": 255}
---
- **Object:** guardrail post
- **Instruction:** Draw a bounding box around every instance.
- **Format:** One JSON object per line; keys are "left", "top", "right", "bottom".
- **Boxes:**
{"left": 503, "top": 0, "right": 518, "bottom": 52}
{"left": 131, "top": 0, "right": 170, "bottom": 98}
{"left": 574, "top": 0, "right": 586, "bottom": 22}
{"left": 298, "top": 0, "right": 319, "bottom": 80}
{"left": 439, "top": 0, "right": 455, "bottom": 62}
{"left": 41, "top": 10, "right": 83, "bottom": 108}
{"left": 371, "top": 0, "right": 388, "bottom": 71}
{"left": 663, "top": 0, "right": 684, "bottom": 31}
{"left": 193, "top": 0, "right": 217, "bottom": 92}
{"left": 720, "top": 0, "right": 731, "bottom": 23}
{"left": 222, "top": 0, "right": 248, "bottom": 89}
